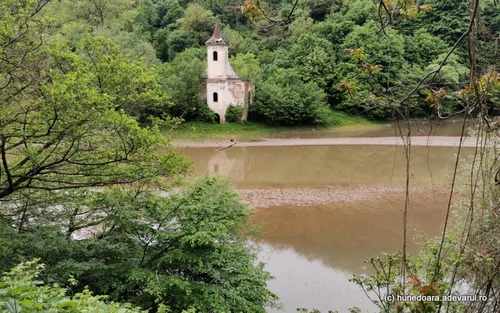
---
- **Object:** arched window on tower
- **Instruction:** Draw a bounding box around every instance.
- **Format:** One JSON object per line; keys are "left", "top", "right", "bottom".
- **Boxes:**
{"left": 213, "top": 92, "right": 218, "bottom": 102}
{"left": 213, "top": 51, "right": 218, "bottom": 61}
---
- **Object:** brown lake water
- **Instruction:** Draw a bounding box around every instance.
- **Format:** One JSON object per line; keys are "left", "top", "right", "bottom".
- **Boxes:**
{"left": 180, "top": 126, "right": 475, "bottom": 313}
{"left": 267, "top": 119, "right": 474, "bottom": 139}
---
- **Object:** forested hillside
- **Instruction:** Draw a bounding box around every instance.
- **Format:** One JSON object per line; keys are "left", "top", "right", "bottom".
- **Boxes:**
{"left": 41, "top": 0, "right": 500, "bottom": 125}
{"left": 1, "top": 1, "right": 499, "bottom": 313}
{"left": 1, "top": 1, "right": 280, "bottom": 312}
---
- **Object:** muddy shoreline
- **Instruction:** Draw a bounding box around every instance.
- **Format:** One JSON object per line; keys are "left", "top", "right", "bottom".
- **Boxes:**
{"left": 237, "top": 184, "right": 451, "bottom": 209}
{"left": 175, "top": 136, "right": 478, "bottom": 148}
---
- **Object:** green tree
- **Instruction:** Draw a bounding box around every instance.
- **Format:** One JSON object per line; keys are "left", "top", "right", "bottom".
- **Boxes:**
{"left": 158, "top": 48, "right": 209, "bottom": 120}
{"left": 288, "top": 9, "right": 314, "bottom": 42}
{"left": 156, "top": 0, "right": 185, "bottom": 28}
{"left": 341, "top": 21, "right": 406, "bottom": 82}
{"left": 0, "top": 177, "right": 278, "bottom": 313}
{"left": 1, "top": 0, "right": 181, "bottom": 200}
{"left": 1, "top": 34, "right": 185, "bottom": 201}
{"left": 343, "top": 0, "right": 375, "bottom": 26}
{"left": 176, "top": 3, "right": 215, "bottom": 45}
{"left": 403, "top": 28, "right": 449, "bottom": 66}
{"left": 414, "top": 0, "right": 470, "bottom": 46}
{"left": 0, "top": 260, "right": 146, "bottom": 313}
{"left": 424, "top": 53, "right": 468, "bottom": 86}
{"left": 331, "top": 20, "right": 408, "bottom": 118}
{"left": 230, "top": 53, "right": 263, "bottom": 82}
{"left": 154, "top": 28, "right": 197, "bottom": 61}
{"left": 289, "top": 33, "right": 336, "bottom": 89}
{"left": 64, "top": 35, "right": 169, "bottom": 122}
{"left": 134, "top": 0, "right": 159, "bottom": 39}
{"left": 153, "top": 27, "right": 172, "bottom": 61}
{"left": 195, "top": 0, "right": 227, "bottom": 16}
{"left": 252, "top": 67, "right": 329, "bottom": 125}
{"left": 92, "top": 27, "right": 160, "bottom": 65}
{"left": 1, "top": 3, "right": 277, "bottom": 313}
{"left": 225, "top": 105, "right": 246, "bottom": 123}
{"left": 44, "top": 1, "right": 158, "bottom": 66}
{"left": 222, "top": 26, "right": 246, "bottom": 56}
{"left": 65, "top": 0, "right": 134, "bottom": 27}
{"left": 312, "top": 14, "right": 355, "bottom": 46}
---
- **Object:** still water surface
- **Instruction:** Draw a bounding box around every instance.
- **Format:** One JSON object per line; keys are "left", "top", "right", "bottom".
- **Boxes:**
{"left": 267, "top": 119, "right": 473, "bottom": 139}
{"left": 181, "top": 126, "right": 474, "bottom": 313}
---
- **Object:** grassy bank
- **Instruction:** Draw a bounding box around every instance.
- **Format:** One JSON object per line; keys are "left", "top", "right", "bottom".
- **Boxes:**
{"left": 167, "top": 111, "right": 375, "bottom": 141}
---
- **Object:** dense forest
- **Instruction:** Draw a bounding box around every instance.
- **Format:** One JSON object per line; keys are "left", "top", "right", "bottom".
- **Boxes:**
{"left": 1, "top": 0, "right": 499, "bottom": 313}
{"left": 37, "top": 0, "right": 500, "bottom": 125}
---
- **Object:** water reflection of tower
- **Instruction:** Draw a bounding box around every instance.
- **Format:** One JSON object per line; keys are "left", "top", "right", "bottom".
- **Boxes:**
{"left": 207, "top": 148, "right": 247, "bottom": 182}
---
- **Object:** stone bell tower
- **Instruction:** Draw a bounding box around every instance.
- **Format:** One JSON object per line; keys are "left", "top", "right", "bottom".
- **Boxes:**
{"left": 205, "top": 24, "right": 252, "bottom": 123}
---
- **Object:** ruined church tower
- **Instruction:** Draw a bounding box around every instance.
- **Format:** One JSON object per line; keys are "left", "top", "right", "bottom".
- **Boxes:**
{"left": 205, "top": 24, "right": 252, "bottom": 123}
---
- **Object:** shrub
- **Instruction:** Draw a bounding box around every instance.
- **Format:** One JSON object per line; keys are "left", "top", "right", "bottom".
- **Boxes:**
{"left": 226, "top": 105, "right": 246, "bottom": 123}
{"left": 195, "top": 104, "right": 217, "bottom": 123}
{"left": 0, "top": 259, "right": 144, "bottom": 313}
{"left": 252, "top": 67, "right": 329, "bottom": 126}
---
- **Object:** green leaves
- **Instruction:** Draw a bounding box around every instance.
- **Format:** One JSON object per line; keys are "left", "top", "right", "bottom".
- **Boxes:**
{"left": 176, "top": 3, "right": 215, "bottom": 45}
{"left": 230, "top": 53, "right": 262, "bottom": 82}
{"left": 0, "top": 259, "right": 146, "bottom": 313}
{"left": 253, "top": 67, "right": 329, "bottom": 125}
{"left": 0, "top": 177, "right": 276, "bottom": 313}
{"left": 0, "top": 24, "right": 188, "bottom": 200}
{"left": 2, "top": 3, "right": 272, "bottom": 313}
{"left": 289, "top": 34, "right": 336, "bottom": 89}
{"left": 107, "top": 176, "right": 276, "bottom": 312}
{"left": 158, "top": 48, "right": 207, "bottom": 120}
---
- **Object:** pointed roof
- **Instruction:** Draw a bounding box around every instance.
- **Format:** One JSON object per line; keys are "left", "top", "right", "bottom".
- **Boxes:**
{"left": 205, "top": 23, "right": 228, "bottom": 45}
{"left": 212, "top": 23, "right": 221, "bottom": 38}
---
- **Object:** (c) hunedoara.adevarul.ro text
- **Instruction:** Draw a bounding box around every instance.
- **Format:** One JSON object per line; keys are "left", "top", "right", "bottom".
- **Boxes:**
{"left": 385, "top": 294, "right": 488, "bottom": 302}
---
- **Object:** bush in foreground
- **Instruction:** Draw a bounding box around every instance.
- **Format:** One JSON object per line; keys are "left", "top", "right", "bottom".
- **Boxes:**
{"left": 0, "top": 259, "right": 144, "bottom": 313}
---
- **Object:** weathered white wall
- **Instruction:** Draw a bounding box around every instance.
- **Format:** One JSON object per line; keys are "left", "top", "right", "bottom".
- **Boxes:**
{"left": 206, "top": 45, "right": 238, "bottom": 79}
{"left": 207, "top": 79, "right": 249, "bottom": 123}
{"left": 205, "top": 28, "right": 252, "bottom": 123}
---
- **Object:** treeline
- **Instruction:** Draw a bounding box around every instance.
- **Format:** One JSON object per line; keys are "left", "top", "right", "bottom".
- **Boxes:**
{"left": 0, "top": 1, "right": 277, "bottom": 312}
{"left": 1, "top": 1, "right": 499, "bottom": 312}
{"left": 42, "top": 0, "right": 500, "bottom": 126}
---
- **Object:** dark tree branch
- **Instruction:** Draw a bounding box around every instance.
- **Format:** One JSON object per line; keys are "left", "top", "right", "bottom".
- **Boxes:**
{"left": 255, "top": 0, "right": 300, "bottom": 27}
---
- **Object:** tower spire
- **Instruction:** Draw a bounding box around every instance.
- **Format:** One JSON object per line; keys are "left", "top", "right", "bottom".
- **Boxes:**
{"left": 205, "top": 23, "right": 227, "bottom": 45}
{"left": 212, "top": 23, "right": 221, "bottom": 38}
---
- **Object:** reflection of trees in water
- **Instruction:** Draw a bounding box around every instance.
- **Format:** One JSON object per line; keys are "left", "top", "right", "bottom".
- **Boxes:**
{"left": 251, "top": 193, "right": 449, "bottom": 275}
{"left": 184, "top": 145, "right": 472, "bottom": 186}
{"left": 183, "top": 147, "right": 248, "bottom": 181}
{"left": 207, "top": 150, "right": 245, "bottom": 180}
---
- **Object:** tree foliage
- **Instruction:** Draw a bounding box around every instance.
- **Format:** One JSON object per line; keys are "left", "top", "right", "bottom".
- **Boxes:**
{"left": 158, "top": 48, "right": 207, "bottom": 120}
{"left": 176, "top": 3, "right": 216, "bottom": 45}
{"left": 289, "top": 33, "right": 336, "bottom": 89}
{"left": 252, "top": 67, "right": 329, "bottom": 125}
{"left": 0, "top": 260, "right": 146, "bottom": 313}
{"left": 230, "top": 52, "right": 263, "bottom": 82}
{"left": 225, "top": 105, "right": 246, "bottom": 123}
{"left": 1, "top": 38, "right": 181, "bottom": 200}
{"left": 0, "top": 177, "right": 278, "bottom": 313}
{"left": 31, "top": 0, "right": 499, "bottom": 125}
{"left": 1, "top": 2, "right": 277, "bottom": 312}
